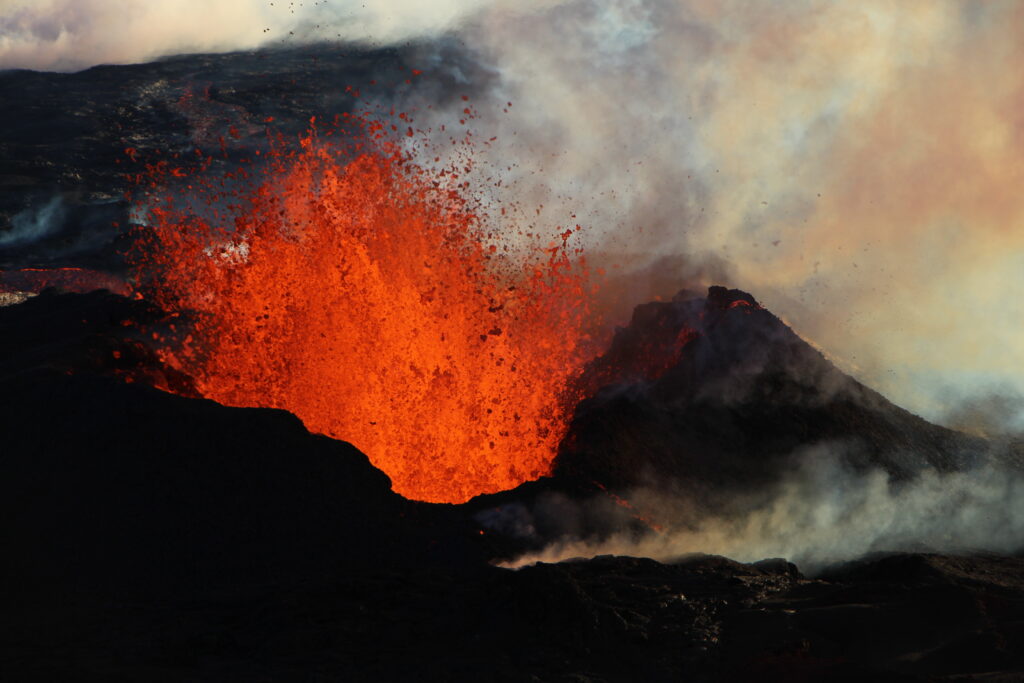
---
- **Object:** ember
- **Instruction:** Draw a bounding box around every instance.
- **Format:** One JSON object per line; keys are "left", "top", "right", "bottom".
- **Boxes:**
{"left": 131, "top": 116, "right": 597, "bottom": 503}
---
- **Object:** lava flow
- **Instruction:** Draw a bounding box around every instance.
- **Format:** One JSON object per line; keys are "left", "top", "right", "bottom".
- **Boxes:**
{"left": 131, "top": 115, "right": 597, "bottom": 503}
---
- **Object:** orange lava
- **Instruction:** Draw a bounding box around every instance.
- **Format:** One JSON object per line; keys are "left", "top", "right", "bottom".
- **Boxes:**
{"left": 131, "top": 116, "right": 597, "bottom": 503}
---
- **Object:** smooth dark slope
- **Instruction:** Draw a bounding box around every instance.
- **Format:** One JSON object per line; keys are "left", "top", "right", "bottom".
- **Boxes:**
{"left": 557, "top": 286, "right": 989, "bottom": 494}
{"left": 466, "top": 286, "right": 1003, "bottom": 561}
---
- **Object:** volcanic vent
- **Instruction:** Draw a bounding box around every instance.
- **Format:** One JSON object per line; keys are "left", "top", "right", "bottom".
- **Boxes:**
{"left": 131, "top": 119, "right": 598, "bottom": 504}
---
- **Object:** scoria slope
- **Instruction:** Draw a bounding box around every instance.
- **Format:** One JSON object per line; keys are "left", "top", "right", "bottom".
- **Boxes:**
{"left": 557, "top": 285, "right": 990, "bottom": 494}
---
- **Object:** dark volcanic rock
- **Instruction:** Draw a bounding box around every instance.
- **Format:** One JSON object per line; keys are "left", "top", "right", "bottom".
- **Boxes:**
{"left": 5, "top": 547, "right": 1024, "bottom": 682}
{"left": 0, "top": 290, "right": 482, "bottom": 603}
{"left": 556, "top": 285, "right": 989, "bottom": 495}
{"left": 0, "top": 43, "right": 490, "bottom": 271}
{"left": 465, "top": 286, "right": 1006, "bottom": 565}
{"left": 2, "top": 257, "right": 1023, "bottom": 683}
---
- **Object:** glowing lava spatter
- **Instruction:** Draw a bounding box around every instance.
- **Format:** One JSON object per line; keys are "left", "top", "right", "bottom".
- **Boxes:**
{"left": 131, "top": 113, "right": 597, "bottom": 503}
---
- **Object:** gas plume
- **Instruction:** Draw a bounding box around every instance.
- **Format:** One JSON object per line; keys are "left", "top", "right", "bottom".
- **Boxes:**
{"left": 0, "top": 0, "right": 273, "bottom": 71}
{"left": 408, "top": 0, "right": 1024, "bottom": 428}
{"left": 0, "top": 0, "right": 489, "bottom": 71}
{"left": 0, "top": 196, "right": 64, "bottom": 246}
{"left": 502, "top": 445, "right": 1024, "bottom": 574}
{"left": 4, "top": 1, "right": 1022, "bottom": 425}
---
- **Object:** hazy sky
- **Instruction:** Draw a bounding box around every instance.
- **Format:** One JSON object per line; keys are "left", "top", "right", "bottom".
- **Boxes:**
{"left": 0, "top": 0, "right": 490, "bottom": 70}
{"left": 2, "top": 0, "right": 1022, "bottom": 430}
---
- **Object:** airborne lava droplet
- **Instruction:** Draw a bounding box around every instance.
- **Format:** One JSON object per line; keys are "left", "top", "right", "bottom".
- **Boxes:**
{"left": 131, "top": 115, "right": 597, "bottom": 503}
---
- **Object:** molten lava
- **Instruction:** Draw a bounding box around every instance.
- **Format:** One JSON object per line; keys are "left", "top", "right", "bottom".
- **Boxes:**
{"left": 132, "top": 118, "right": 596, "bottom": 503}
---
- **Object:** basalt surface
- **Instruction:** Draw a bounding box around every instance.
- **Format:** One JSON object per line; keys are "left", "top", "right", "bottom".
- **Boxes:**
{"left": 3, "top": 289, "right": 1024, "bottom": 681}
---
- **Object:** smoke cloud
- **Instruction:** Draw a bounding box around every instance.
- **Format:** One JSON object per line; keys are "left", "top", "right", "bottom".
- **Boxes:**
{"left": 501, "top": 445, "right": 1024, "bottom": 574}
{"left": 0, "top": 0, "right": 493, "bottom": 72}
{"left": 403, "top": 0, "right": 1024, "bottom": 428}
{"left": 1, "top": 0, "right": 273, "bottom": 71}
{"left": 3, "top": 0, "right": 1022, "bottom": 426}
{"left": 0, "top": 195, "right": 65, "bottom": 246}
{"left": 6, "top": 0, "right": 1023, "bottom": 572}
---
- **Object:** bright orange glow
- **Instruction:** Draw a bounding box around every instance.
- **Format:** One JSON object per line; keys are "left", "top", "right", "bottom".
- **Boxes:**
{"left": 131, "top": 117, "right": 597, "bottom": 503}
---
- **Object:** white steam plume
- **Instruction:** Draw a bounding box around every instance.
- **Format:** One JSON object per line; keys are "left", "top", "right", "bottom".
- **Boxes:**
{"left": 401, "top": 0, "right": 1024, "bottom": 429}
{"left": 503, "top": 446, "right": 1024, "bottom": 574}
{"left": 3, "top": 0, "right": 1023, "bottom": 429}
{"left": 0, "top": 0, "right": 493, "bottom": 72}
{"left": 0, "top": 195, "right": 65, "bottom": 246}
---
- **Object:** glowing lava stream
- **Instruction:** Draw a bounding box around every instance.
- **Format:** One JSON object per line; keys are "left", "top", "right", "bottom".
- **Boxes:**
{"left": 132, "top": 118, "right": 597, "bottom": 503}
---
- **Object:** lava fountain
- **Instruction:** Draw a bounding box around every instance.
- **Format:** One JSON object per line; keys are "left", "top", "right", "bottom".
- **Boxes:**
{"left": 130, "top": 114, "right": 598, "bottom": 503}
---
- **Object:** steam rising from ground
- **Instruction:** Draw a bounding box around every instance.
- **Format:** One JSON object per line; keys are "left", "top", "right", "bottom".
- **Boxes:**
{"left": 503, "top": 447, "right": 1024, "bottom": 573}
{"left": 0, "top": 196, "right": 64, "bottom": 246}
{"left": 3, "top": 1, "right": 1022, "bottom": 424}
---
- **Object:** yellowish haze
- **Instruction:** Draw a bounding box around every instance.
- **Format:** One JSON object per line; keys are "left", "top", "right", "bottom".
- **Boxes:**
{"left": 2, "top": 0, "right": 1021, "bottom": 426}
{"left": 445, "top": 0, "right": 1024, "bottom": 427}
